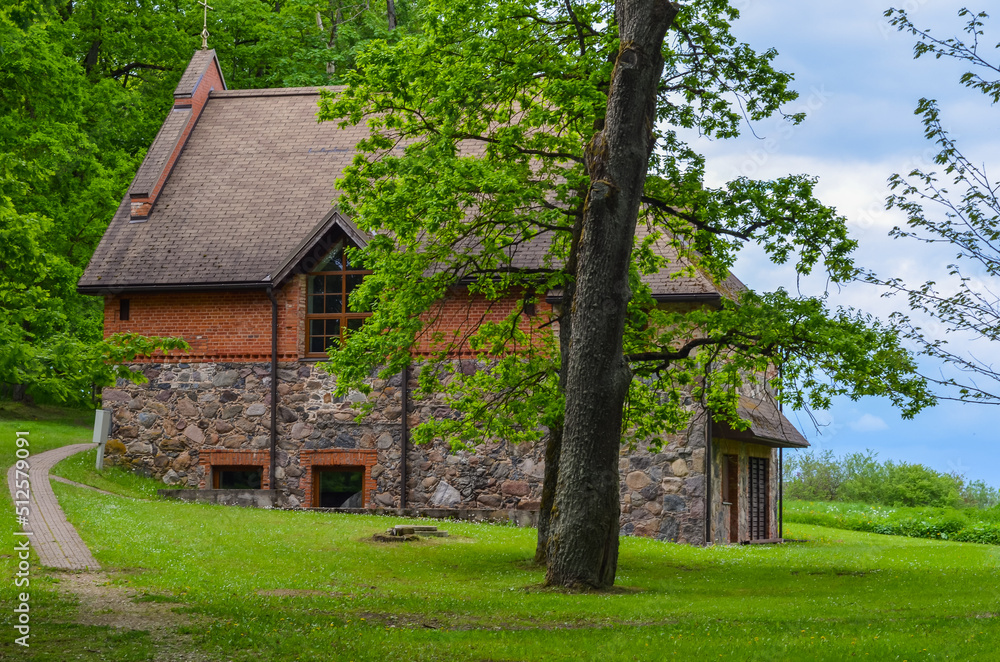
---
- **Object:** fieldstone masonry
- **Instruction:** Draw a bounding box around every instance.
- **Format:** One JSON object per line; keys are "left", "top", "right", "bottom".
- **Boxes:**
{"left": 104, "top": 362, "right": 544, "bottom": 511}
{"left": 104, "top": 361, "right": 728, "bottom": 544}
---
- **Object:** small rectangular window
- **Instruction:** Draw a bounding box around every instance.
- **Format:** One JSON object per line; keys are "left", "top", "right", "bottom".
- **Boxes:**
{"left": 314, "top": 468, "right": 364, "bottom": 508}
{"left": 120, "top": 298, "right": 130, "bottom": 321}
{"left": 213, "top": 466, "right": 263, "bottom": 490}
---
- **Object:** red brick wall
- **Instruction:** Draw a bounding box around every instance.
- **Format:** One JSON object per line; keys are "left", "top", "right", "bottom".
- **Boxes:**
{"left": 104, "top": 277, "right": 303, "bottom": 362}
{"left": 104, "top": 279, "right": 554, "bottom": 362}
{"left": 414, "top": 290, "right": 555, "bottom": 357}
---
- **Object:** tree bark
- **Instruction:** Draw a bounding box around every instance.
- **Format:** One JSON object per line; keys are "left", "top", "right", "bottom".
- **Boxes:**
{"left": 535, "top": 208, "right": 583, "bottom": 564}
{"left": 534, "top": 422, "right": 561, "bottom": 564}
{"left": 387, "top": 0, "right": 397, "bottom": 30}
{"left": 544, "top": 0, "right": 678, "bottom": 589}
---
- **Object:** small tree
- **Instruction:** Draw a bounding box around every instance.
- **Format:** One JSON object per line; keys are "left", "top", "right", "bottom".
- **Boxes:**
{"left": 321, "top": 0, "right": 933, "bottom": 588}
{"left": 870, "top": 8, "right": 1000, "bottom": 404}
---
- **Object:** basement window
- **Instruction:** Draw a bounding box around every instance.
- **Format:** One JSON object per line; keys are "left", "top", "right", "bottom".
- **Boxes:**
{"left": 306, "top": 240, "right": 371, "bottom": 356}
{"left": 313, "top": 467, "right": 363, "bottom": 508}
{"left": 213, "top": 466, "right": 263, "bottom": 490}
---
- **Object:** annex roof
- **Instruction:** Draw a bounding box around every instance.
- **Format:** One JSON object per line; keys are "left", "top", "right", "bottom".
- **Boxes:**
{"left": 714, "top": 395, "right": 810, "bottom": 448}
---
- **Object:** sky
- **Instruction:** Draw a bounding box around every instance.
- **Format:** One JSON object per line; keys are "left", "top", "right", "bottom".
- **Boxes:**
{"left": 680, "top": 2, "right": 1000, "bottom": 485}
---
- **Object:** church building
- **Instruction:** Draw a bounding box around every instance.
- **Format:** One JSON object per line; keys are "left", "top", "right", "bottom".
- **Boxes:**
{"left": 78, "top": 49, "right": 808, "bottom": 545}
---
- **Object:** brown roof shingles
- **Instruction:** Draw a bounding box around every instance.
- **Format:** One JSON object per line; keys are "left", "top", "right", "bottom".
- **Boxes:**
{"left": 716, "top": 395, "right": 810, "bottom": 448}
{"left": 80, "top": 88, "right": 359, "bottom": 289}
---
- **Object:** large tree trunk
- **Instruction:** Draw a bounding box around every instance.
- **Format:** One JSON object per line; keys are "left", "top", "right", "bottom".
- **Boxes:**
{"left": 535, "top": 207, "right": 583, "bottom": 564}
{"left": 534, "top": 422, "right": 561, "bottom": 564}
{"left": 544, "top": 0, "right": 678, "bottom": 589}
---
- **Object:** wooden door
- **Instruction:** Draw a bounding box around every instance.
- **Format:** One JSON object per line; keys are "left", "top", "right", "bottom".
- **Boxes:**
{"left": 724, "top": 455, "right": 739, "bottom": 543}
{"left": 748, "top": 457, "right": 769, "bottom": 541}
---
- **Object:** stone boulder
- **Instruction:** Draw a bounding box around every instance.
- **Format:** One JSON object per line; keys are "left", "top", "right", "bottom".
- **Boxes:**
{"left": 429, "top": 481, "right": 461, "bottom": 507}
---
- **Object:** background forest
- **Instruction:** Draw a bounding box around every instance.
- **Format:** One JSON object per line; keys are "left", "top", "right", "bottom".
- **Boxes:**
{"left": 0, "top": 0, "right": 411, "bottom": 405}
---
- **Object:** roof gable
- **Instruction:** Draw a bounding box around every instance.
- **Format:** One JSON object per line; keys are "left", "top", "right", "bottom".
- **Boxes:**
{"left": 79, "top": 54, "right": 745, "bottom": 302}
{"left": 79, "top": 85, "right": 368, "bottom": 292}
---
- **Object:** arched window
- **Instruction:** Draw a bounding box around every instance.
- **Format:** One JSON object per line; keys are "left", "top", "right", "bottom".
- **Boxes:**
{"left": 306, "top": 240, "right": 371, "bottom": 356}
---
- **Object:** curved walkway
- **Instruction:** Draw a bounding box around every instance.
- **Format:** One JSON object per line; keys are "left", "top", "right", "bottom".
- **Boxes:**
{"left": 7, "top": 443, "right": 100, "bottom": 570}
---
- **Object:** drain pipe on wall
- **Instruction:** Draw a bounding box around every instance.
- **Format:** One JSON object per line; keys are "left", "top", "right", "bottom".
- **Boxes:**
{"left": 779, "top": 448, "right": 784, "bottom": 540}
{"left": 266, "top": 287, "right": 279, "bottom": 493}
{"left": 705, "top": 414, "right": 713, "bottom": 546}
{"left": 399, "top": 366, "right": 409, "bottom": 510}
{"left": 778, "top": 363, "right": 784, "bottom": 540}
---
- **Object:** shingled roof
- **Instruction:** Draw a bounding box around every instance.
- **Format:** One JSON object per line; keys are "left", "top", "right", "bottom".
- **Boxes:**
{"left": 713, "top": 395, "right": 810, "bottom": 448}
{"left": 78, "top": 64, "right": 367, "bottom": 292}
{"left": 78, "top": 51, "right": 749, "bottom": 300}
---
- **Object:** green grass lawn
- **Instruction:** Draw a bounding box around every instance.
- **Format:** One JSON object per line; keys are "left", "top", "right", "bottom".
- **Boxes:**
{"left": 3, "top": 411, "right": 1000, "bottom": 660}
{"left": 49, "top": 447, "right": 185, "bottom": 500}
{"left": 0, "top": 403, "right": 158, "bottom": 661}
{"left": 785, "top": 498, "right": 1000, "bottom": 544}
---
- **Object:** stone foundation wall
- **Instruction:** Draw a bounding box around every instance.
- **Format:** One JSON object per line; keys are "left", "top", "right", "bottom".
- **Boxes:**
{"left": 102, "top": 361, "right": 547, "bottom": 511}
{"left": 103, "top": 360, "right": 713, "bottom": 544}
{"left": 617, "top": 419, "right": 708, "bottom": 546}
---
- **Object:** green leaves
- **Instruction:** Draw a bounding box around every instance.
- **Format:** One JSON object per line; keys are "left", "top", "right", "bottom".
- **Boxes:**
{"left": 318, "top": 0, "right": 932, "bottom": 450}
{"left": 871, "top": 8, "right": 1000, "bottom": 404}
{"left": 0, "top": 165, "right": 189, "bottom": 403}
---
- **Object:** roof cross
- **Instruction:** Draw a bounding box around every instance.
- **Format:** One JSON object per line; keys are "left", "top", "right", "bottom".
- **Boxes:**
{"left": 198, "top": 0, "right": 213, "bottom": 50}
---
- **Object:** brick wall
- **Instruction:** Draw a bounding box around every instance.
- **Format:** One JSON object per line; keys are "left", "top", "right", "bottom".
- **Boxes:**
{"left": 105, "top": 279, "right": 553, "bottom": 362}
{"left": 414, "top": 290, "right": 555, "bottom": 357}
{"left": 104, "top": 276, "right": 303, "bottom": 362}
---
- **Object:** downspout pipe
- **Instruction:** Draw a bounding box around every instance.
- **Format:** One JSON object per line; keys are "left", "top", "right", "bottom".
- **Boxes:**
{"left": 779, "top": 448, "right": 784, "bottom": 540}
{"left": 705, "top": 414, "right": 713, "bottom": 546}
{"left": 266, "top": 287, "right": 279, "bottom": 493}
{"left": 778, "top": 362, "right": 784, "bottom": 540}
{"left": 399, "top": 366, "right": 409, "bottom": 510}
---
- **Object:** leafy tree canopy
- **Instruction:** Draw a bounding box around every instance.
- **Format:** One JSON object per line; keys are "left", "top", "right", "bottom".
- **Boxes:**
{"left": 319, "top": 0, "right": 933, "bottom": 447}
{"left": 869, "top": 7, "right": 1000, "bottom": 405}
{"left": 0, "top": 0, "right": 411, "bottom": 403}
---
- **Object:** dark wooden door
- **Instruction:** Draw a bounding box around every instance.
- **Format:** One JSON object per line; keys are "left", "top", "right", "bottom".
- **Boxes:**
{"left": 748, "top": 457, "right": 769, "bottom": 540}
{"left": 724, "top": 455, "right": 739, "bottom": 543}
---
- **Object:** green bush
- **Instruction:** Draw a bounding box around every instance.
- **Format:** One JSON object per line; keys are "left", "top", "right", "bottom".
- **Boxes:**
{"left": 782, "top": 449, "right": 845, "bottom": 501}
{"left": 785, "top": 449, "right": 979, "bottom": 508}
{"left": 960, "top": 479, "right": 1000, "bottom": 509}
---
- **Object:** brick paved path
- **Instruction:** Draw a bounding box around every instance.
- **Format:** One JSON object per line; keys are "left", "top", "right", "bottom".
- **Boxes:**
{"left": 7, "top": 443, "right": 100, "bottom": 570}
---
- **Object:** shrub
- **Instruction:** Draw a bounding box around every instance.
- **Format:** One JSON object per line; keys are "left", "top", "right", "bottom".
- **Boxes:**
{"left": 961, "top": 479, "right": 1000, "bottom": 509}
{"left": 784, "top": 449, "right": 982, "bottom": 509}
{"left": 783, "top": 449, "right": 844, "bottom": 501}
{"left": 784, "top": 500, "right": 1000, "bottom": 545}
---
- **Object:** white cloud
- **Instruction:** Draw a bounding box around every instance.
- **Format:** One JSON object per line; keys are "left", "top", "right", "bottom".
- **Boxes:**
{"left": 849, "top": 413, "right": 890, "bottom": 432}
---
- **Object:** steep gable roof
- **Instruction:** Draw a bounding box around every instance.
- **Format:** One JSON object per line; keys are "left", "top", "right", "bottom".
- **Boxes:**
{"left": 78, "top": 52, "right": 745, "bottom": 305}
{"left": 78, "top": 83, "right": 368, "bottom": 292}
